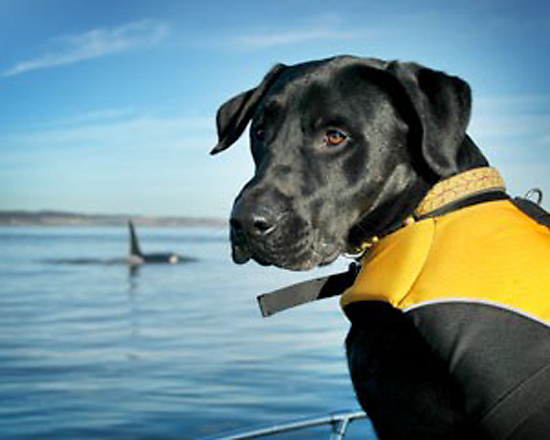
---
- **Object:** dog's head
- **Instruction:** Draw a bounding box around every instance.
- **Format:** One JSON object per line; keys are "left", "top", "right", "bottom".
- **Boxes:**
{"left": 212, "top": 56, "right": 487, "bottom": 270}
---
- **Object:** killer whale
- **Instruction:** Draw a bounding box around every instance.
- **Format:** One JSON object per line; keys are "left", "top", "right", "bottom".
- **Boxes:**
{"left": 127, "top": 220, "right": 180, "bottom": 265}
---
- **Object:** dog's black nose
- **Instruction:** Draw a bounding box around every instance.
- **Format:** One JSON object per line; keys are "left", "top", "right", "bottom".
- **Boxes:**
{"left": 230, "top": 207, "right": 277, "bottom": 238}
{"left": 229, "top": 190, "right": 291, "bottom": 265}
{"left": 230, "top": 203, "right": 280, "bottom": 265}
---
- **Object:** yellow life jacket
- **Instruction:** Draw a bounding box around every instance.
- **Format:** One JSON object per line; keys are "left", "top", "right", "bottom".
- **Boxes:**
{"left": 341, "top": 199, "right": 550, "bottom": 322}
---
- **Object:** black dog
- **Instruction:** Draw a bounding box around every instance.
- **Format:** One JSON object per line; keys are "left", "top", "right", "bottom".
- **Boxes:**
{"left": 212, "top": 56, "right": 550, "bottom": 439}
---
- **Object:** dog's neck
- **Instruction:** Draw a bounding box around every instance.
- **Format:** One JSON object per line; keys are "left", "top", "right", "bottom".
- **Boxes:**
{"left": 348, "top": 167, "right": 507, "bottom": 255}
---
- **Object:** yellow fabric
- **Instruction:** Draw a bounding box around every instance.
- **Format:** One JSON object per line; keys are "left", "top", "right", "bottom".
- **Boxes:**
{"left": 341, "top": 200, "right": 550, "bottom": 323}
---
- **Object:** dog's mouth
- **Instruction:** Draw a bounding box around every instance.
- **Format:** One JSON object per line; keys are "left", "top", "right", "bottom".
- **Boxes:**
{"left": 231, "top": 227, "right": 342, "bottom": 271}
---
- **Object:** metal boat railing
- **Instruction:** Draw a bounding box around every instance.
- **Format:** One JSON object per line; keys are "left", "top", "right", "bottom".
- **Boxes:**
{"left": 205, "top": 410, "right": 370, "bottom": 439}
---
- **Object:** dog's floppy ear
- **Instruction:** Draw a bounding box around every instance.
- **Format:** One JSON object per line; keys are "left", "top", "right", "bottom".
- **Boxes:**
{"left": 388, "top": 62, "right": 472, "bottom": 178}
{"left": 211, "top": 63, "right": 287, "bottom": 155}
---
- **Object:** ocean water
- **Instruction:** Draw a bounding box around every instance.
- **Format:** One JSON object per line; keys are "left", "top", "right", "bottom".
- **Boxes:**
{"left": 0, "top": 226, "right": 376, "bottom": 439}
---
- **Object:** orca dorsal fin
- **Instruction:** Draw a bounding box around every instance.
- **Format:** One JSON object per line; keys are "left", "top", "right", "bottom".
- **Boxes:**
{"left": 128, "top": 220, "right": 143, "bottom": 257}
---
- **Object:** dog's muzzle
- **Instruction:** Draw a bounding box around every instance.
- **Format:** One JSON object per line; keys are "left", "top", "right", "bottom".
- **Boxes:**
{"left": 230, "top": 201, "right": 282, "bottom": 265}
{"left": 229, "top": 190, "right": 337, "bottom": 270}
{"left": 230, "top": 189, "right": 300, "bottom": 266}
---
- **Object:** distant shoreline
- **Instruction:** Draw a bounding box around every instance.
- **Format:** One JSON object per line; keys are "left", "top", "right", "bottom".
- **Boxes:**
{"left": 0, "top": 210, "right": 226, "bottom": 228}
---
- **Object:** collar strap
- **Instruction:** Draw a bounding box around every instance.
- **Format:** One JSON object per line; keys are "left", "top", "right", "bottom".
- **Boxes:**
{"left": 414, "top": 167, "right": 506, "bottom": 217}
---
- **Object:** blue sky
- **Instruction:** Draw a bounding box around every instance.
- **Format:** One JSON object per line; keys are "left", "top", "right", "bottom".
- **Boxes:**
{"left": 1, "top": 0, "right": 549, "bottom": 218}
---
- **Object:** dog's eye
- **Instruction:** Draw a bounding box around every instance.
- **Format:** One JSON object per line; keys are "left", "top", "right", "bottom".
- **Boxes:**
{"left": 254, "top": 124, "right": 266, "bottom": 141}
{"left": 324, "top": 129, "right": 347, "bottom": 147}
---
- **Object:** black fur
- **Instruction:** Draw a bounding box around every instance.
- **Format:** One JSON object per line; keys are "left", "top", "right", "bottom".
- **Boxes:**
{"left": 213, "top": 55, "right": 488, "bottom": 438}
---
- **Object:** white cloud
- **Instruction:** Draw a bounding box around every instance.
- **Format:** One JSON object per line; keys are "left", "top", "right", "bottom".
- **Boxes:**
{"left": 469, "top": 94, "right": 550, "bottom": 151}
{"left": 470, "top": 113, "right": 550, "bottom": 139}
{"left": 2, "top": 112, "right": 213, "bottom": 152}
{"left": 204, "top": 12, "right": 366, "bottom": 51}
{"left": 467, "top": 94, "right": 550, "bottom": 206}
{"left": 0, "top": 110, "right": 252, "bottom": 217}
{"left": 3, "top": 19, "right": 169, "bottom": 77}
{"left": 474, "top": 94, "right": 550, "bottom": 114}
{"left": 233, "top": 28, "right": 365, "bottom": 51}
